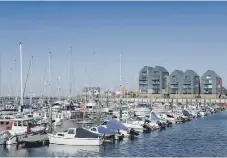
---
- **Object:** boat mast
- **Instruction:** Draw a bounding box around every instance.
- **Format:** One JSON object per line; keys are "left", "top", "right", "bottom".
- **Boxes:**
{"left": 41, "top": 69, "right": 47, "bottom": 105}
{"left": 29, "top": 56, "right": 33, "bottom": 105}
{"left": 119, "top": 51, "right": 122, "bottom": 120}
{"left": 57, "top": 76, "right": 60, "bottom": 101}
{"left": 13, "top": 60, "right": 17, "bottom": 103}
{"left": 19, "top": 42, "right": 23, "bottom": 112}
{"left": 92, "top": 52, "right": 95, "bottom": 102}
{"left": 69, "top": 47, "right": 72, "bottom": 100}
{"left": 0, "top": 52, "right": 1, "bottom": 104}
{"left": 48, "top": 52, "right": 52, "bottom": 133}
{"left": 48, "top": 52, "right": 51, "bottom": 104}
{"left": 8, "top": 68, "right": 12, "bottom": 102}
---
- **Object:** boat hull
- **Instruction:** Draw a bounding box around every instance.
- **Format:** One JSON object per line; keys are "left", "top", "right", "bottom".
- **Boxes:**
{"left": 48, "top": 134, "right": 103, "bottom": 146}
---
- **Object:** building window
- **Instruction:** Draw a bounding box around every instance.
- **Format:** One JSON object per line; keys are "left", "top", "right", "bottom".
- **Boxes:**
{"left": 206, "top": 75, "right": 211, "bottom": 79}
{"left": 185, "top": 76, "right": 190, "bottom": 80}
{"left": 14, "top": 121, "right": 17, "bottom": 126}
{"left": 154, "top": 71, "right": 159, "bottom": 74}
{"left": 208, "top": 85, "right": 212, "bottom": 88}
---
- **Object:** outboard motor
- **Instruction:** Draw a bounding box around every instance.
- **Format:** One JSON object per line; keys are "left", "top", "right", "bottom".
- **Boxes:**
{"left": 143, "top": 124, "right": 151, "bottom": 133}
{"left": 129, "top": 128, "right": 139, "bottom": 139}
{"left": 166, "top": 120, "right": 172, "bottom": 127}
{"left": 179, "top": 116, "right": 186, "bottom": 123}
{"left": 0, "top": 131, "right": 12, "bottom": 145}
{"left": 157, "top": 121, "right": 166, "bottom": 130}
{"left": 143, "top": 119, "right": 152, "bottom": 133}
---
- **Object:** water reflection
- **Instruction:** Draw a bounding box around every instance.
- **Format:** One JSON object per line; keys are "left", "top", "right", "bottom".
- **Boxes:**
{"left": 1, "top": 144, "right": 28, "bottom": 157}
{"left": 48, "top": 144, "right": 103, "bottom": 157}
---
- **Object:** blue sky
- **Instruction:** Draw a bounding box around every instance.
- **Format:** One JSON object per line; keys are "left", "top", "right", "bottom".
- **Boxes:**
{"left": 0, "top": 2, "right": 227, "bottom": 96}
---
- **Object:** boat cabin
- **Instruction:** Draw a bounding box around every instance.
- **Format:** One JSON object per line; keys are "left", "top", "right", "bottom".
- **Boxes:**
{"left": 86, "top": 102, "right": 97, "bottom": 113}
{"left": 56, "top": 128, "right": 100, "bottom": 138}
{"left": 0, "top": 118, "right": 44, "bottom": 135}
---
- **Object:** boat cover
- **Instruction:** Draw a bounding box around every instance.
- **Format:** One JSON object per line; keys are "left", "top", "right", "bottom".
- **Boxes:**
{"left": 151, "top": 112, "right": 162, "bottom": 121}
{"left": 97, "top": 126, "right": 116, "bottom": 135}
{"left": 201, "top": 106, "right": 207, "bottom": 110}
{"left": 75, "top": 128, "right": 100, "bottom": 138}
{"left": 182, "top": 110, "right": 190, "bottom": 116}
{"left": 106, "top": 119, "right": 128, "bottom": 131}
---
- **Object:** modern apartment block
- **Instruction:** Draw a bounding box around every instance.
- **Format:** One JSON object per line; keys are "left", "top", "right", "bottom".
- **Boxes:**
{"left": 138, "top": 66, "right": 169, "bottom": 94}
{"left": 138, "top": 66, "right": 153, "bottom": 93}
{"left": 150, "top": 66, "right": 169, "bottom": 94}
{"left": 169, "top": 70, "right": 184, "bottom": 94}
{"left": 183, "top": 70, "right": 200, "bottom": 94}
{"left": 139, "top": 67, "right": 222, "bottom": 95}
{"left": 201, "top": 70, "right": 222, "bottom": 94}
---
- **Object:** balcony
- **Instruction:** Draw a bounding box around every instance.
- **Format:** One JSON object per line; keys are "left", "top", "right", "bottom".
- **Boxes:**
{"left": 139, "top": 81, "right": 148, "bottom": 84}
{"left": 152, "top": 81, "right": 160, "bottom": 85}
{"left": 152, "top": 87, "right": 160, "bottom": 90}
{"left": 203, "top": 79, "right": 212, "bottom": 85}
{"left": 184, "top": 80, "right": 191, "bottom": 84}
{"left": 152, "top": 76, "right": 160, "bottom": 80}
{"left": 171, "top": 81, "right": 179, "bottom": 85}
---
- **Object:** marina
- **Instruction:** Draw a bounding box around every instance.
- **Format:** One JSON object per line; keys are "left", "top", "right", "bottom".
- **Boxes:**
{"left": 0, "top": 109, "right": 227, "bottom": 157}
{"left": 0, "top": 1, "right": 226, "bottom": 157}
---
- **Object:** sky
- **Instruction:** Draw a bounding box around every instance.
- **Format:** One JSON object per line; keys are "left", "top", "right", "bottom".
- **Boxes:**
{"left": 0, "top": 2, "right": 226, "bottom": 97}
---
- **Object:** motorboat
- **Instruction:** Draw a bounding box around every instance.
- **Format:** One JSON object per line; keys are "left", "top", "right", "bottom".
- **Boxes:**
{"left": 156, "top": 113, "right": 176, "bottom": 124}
{"left": 132, "top": 103, "right": 151, "bottom": 117}
{"left": 100, "top": 119, "right": 139, "bottom": 139}
{"left": 48, "top": 127, "right": 103, "bottom": 146}
{"left": 0, "top": 118, "right": 46, "bottom": 135}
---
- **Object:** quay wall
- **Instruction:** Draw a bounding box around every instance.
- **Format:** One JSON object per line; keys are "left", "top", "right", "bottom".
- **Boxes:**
{"left": 136, "top": 94, "right": 219, "bottom": 99}
{"left": 101, "top": 98, "right": 227, "bottom": 104}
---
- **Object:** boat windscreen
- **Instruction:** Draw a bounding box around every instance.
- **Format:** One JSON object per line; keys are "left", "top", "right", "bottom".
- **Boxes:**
{"left": 75, "top": 128, "right": 100, "bottom": 138}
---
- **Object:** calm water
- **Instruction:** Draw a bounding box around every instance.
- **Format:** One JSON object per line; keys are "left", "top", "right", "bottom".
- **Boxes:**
{"left": 1, "top": 111, "right": 227, "bottom": 157}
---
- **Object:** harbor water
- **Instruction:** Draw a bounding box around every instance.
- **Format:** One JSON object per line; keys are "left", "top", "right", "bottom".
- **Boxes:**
{"left": 1, "top": 111, "right": 227, "bottom": 157}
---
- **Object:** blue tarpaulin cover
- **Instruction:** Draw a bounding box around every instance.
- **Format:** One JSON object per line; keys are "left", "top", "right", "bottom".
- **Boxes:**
{"left": 106, "top": 119, "right": 128, "bottom": 131}
{"left": 97, "top": 126, "right": 116, "bottom": 135}
{"left": 182, "top": 110, "right": 190, "bottom": 116}
{"left": 151, "top": 112, "right": 162, "bottom": 121}
{"left": 201, "top": 106, "right": 207, "bottom": 110}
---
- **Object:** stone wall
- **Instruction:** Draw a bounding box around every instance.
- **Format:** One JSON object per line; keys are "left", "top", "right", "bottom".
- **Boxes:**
{"left": 137, "top": 93, "right": 219, "bottom": 99}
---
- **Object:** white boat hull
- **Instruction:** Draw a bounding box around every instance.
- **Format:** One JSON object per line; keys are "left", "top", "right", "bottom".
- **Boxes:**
{"left": 48, "top": 134, "right": 103, "bottom": 146}
{"left": 54, "top": 119, "right": 63, "bottom": 126}
{"left": 134, "top": 111, "right": 150, "bottom": 117}
{"left": 123, "top": 123, "right": 143, "bottom": 133}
